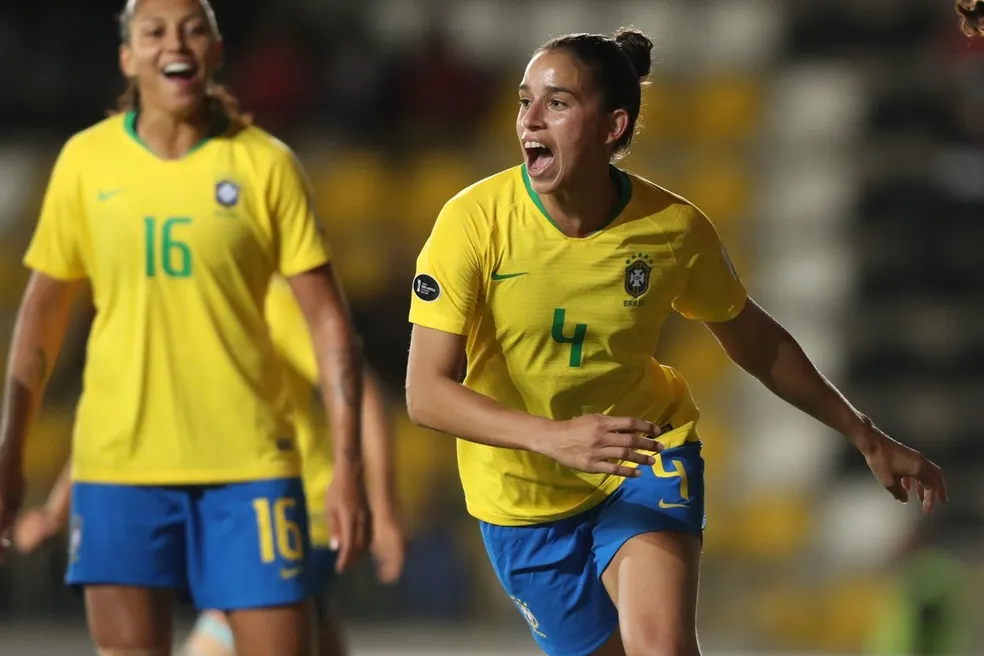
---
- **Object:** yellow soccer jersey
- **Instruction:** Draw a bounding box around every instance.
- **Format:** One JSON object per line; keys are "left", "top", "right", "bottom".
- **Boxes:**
{"left": 24, "top": 112, "right": 330, "bottom": 484}
{"left": 409, "top": 165, "right": 747, "bottom": 526}
{"left": 264, "top": 275, "right": 333, "bottom": 547}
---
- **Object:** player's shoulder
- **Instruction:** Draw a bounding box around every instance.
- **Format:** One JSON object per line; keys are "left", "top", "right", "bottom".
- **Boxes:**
{"left": 57, "top": 113, "right": 130, "bottom": 162}
{"left": 439, "top": 165, "right": 525, "bottom": 228}
{"left": 622, "top": 168, "right": 711, "bottom": 233}
{"left": 446, "top": 165, "right": 522, "bottom": 207}
{"left": 225, "top": 123, "right": 300, "bottom": 166}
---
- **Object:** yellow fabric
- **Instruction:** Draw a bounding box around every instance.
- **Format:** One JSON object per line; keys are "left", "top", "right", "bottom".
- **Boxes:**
{"left": 24, "top": 114, "right": 330, "bottom": 484}
{"left": 409, "top": 165, "right": 746, "bottom": 525}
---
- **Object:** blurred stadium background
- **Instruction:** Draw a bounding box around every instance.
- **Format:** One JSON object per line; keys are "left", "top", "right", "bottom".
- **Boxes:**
{"left": 2, "top": 0, "right": 983, "bottom": 653}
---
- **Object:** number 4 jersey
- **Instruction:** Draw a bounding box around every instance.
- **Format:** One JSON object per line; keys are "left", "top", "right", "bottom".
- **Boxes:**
{"left": 24, "top": 112, "right": 330, "bottom": 485}
{"left": 409, "top": 164, "right": 747, "bottom": 526}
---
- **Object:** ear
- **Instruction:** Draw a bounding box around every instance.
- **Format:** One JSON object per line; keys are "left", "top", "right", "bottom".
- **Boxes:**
{"left": 120, "top": 44, "right": 136, "bottom": 79}
{"left": 605, "top": 108, "right": 631, "bottom": 149}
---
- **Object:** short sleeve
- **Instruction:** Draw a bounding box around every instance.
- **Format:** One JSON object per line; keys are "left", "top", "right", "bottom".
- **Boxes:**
{"left": 23, "top": 141, "right": 87, "bottom": 280}
{"left": 265, "top": 276, "right": 319, "bottom": 385}
{"left": 671, "top": 207, "right": 747, "bottom": 322}
{"left": 268, "top": 145, "right": 331, "bottom": 277}
{"left": 408, "top": 197, "right": 485, "bottom": 336}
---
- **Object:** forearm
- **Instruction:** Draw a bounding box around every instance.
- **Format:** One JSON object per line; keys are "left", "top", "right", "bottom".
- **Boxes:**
{"left": 737, "top": 322, "right": 870, "bottom": 446}
{"left": 45, "top": 462, "right": 72, "bottom": 527}
{"left": 316, "top": 325, "right": 363, "bottom": 470}
{"left": 406, "top": 375, "right": 553, "bottom": 452}
{"left": 1, "top": 286, "right": 71, "bottom": 465}
{"left": 360, "top": 367, "right": 396, "bottom": 518}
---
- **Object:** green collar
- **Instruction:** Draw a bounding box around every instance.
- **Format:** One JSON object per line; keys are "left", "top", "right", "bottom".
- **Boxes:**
{"left": 124, "top": 109, "right": 229, "bottom": 159}
{"left": 521, "top": 164, "right": 632, "bottom": 237}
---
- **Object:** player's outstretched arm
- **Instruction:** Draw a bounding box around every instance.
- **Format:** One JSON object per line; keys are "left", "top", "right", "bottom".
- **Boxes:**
{"left": 288, "top": 263, "right": 368, "bottom": 572}
{"left": 0, "top": 273, "right": 79, "bottom": 560}
{"left": 407, "top": 325, "right": 662, "bottom": 478}
{"left": 14, "top": 459, "right": 72, "bottom": 555}
{"left": 360, "top": 365, "right": 405, "bottom": 584}
{"left": 704, "top": 297, "right": 947, "bottom": 513}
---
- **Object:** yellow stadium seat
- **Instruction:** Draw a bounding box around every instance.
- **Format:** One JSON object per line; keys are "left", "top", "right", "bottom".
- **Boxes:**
{"left": 678, "top": 153, "right": 753, "bottom": 227}
{"left": 637, "top": 74, "right": 682, "bottom": 144}
{"left": 817, "top": 577, "right": 892, "bottom": 652}
{"left": 399, "top": 151, "right": 475, "bottom": 241}
{"left": 689, "top": 74, "right": 764, "bottom": 145}
{"left": 329, "top": 233, "right": 393, "bottom": 303}
{"left": 732, "top": 492, "right": 813, "bottom": 560}
{"left": 309, "top": 150, "right": 391, "bottom": 231}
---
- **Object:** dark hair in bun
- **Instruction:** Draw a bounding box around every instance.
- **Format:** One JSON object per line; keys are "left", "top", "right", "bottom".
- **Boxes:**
{"left": 539, "top": 27, "right": 654, "bottom": 158}
{"left": 614, "top": 28, "right": 654, "bottom": 80}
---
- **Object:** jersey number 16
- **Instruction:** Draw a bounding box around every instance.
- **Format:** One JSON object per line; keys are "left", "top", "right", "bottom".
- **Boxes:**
{"left": 144, "top": 216, "right": 192, "bottom": 278}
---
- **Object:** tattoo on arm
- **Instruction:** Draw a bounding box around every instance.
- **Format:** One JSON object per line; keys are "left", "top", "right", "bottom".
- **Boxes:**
{"left": 32, "top": 347, "right": 48, "bottom": 389}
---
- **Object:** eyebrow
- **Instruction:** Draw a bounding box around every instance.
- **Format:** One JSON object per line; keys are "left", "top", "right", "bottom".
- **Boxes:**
{"left": 518, "top": 84, "right": 578, "bottom": 97}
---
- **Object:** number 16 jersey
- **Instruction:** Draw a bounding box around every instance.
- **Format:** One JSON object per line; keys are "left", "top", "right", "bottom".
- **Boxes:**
{"left": 409, "top": 165, "right": 747, "bottom": 526}
{"left": 24, "top": 113, "right": 330, "bottom": 485}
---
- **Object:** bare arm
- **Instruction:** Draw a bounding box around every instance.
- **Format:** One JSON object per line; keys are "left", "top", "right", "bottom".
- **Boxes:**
{"left": 44, "top": 461, "right": 73, "bottom": 527}
{"left": 361, "top": 365, "right": 396, "bottom": 519}
{"left": 406, "top": 325, "right": 658, "bottom": 476}
{"left": 704, "top": 298, "right": 870, "bottom": 446}
{"left": 405, "top": 325, "right": 552, "bottom": 451}
{"left": 1, "top": 273, "right": 79, "bottom": 491}
{"left": 287, "top": 264, "right": 363, "bottom": 471}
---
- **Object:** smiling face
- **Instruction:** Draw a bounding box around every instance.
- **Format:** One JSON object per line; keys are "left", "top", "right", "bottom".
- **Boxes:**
{"left": 119, "top": 0, "right": 222, "bottom": 119}
{"left": 516, "top": 49, "right": 629, "bottom": 195}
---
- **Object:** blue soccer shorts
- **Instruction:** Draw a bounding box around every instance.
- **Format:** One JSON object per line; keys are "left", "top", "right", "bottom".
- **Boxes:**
{"left": 480, "top": 441, "right": 705, "bottom": 656}
{"left": 66, "top": 477, "right": 313, "bottom": 611}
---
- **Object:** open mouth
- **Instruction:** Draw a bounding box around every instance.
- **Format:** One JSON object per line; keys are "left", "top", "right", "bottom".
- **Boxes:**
{"left": 523, "top": 140, "right": 555, "bottom": 177}
{"left": 161, "top": 62, "right": 199, "bottom": 85}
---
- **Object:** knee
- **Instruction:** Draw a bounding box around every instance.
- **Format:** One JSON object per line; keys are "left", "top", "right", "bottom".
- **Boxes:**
{"left": 620, "top": 626, "right": 700, "bottom": 656}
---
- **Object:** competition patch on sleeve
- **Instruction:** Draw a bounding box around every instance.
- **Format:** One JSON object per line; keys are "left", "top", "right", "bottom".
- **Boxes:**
{"left": 412, "top": 273, "right": 441, "bottom": 302}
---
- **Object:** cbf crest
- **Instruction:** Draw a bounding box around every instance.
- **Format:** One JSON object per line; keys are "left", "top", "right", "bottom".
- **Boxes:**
{"left": 511, "top": 596, "right": 547, "bottom": 638}
{"left": 215, "top": 179, "right": 240, "bottom": 208}
{"left": 624, "top": 252, "right": 653, "bottom": 299}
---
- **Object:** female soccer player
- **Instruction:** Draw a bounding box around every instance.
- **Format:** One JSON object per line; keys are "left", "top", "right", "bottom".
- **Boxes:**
{"left": 0, "top": 1, "right": 368, "bottom": 655}
{"left": 405, "top": 28, "right": 947, "bottom": 656}
{"left": 15, "top": 281, "right": 406, "bottom": 656}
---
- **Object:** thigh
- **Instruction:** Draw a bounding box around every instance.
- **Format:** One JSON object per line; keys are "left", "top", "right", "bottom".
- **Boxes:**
{"left": 308, "top": 547, "right": 339, "bottom": 615}
{"left": 480, "top": 515, "right": 618, "bottom": 656}
{"left": 226, "top": 602, "right": 312, "bottom": 656}
{"left": 85, "top": 585, "right": 173, "bottom": 654}
{"left": 67, "top": 483, "right": 188, "bottom": 591}
{"left": 601, "top": 531, "right": 702, "bottom": 656}
{"left": 592, "top": 441, "right": 705, "bottom": 577}
{"left": 189, "top": 477, "right": 312, "bottom": 611}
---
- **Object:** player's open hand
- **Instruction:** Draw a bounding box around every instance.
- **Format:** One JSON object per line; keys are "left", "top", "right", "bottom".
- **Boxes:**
{"left": 370, "top": 512, "right": 406, "bottom": 584}
{"left": 534, "top": 414, "right": 663, "bottom": 478}
{"left": 325, "top": 465, "right": 370, "bottom": 574}
{"left": 13, "top": 508, "right": 58, "bottom": 555}
{"left": 858, "top": 425, "right": 947, "bottom": 514}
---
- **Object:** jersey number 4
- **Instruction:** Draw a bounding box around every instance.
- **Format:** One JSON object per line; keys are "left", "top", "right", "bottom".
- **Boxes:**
{"left": 552, "top": 308, "right": 588, "bottom": 368}
{"left": 144, "top": 216, "right": 192, "bottom": 278}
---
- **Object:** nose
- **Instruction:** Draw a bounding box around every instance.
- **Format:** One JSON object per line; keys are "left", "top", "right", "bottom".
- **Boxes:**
{"left": 163, "top": 25, "right": 189, "bottom": 51}
{"left": 520, "top": 100, "right": 545, "bottom": 132}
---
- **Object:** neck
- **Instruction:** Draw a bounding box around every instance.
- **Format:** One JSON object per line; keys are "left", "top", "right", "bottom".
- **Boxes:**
{"left": 540, "top": 161, "right": 618, "bottom": 238}
{"left": 135, "top": 105, "right": 212, "bottom": 159}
